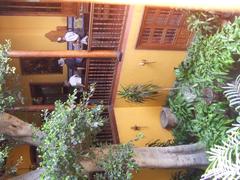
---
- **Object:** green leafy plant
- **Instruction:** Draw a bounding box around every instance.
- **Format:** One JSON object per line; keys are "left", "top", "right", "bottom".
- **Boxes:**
{"left": 190, "top": 101, "right": 232, "bottom": 148}
{"left": 0, "top": 41, "right": 25, "bottom": 178}
{"left": 119, "top": 84, "right": 159, "bottom": 103}
{"left": 0, "top": 40, "right": 15, "bottom": 112}
{"left": 95, "top": 133, "right": 142, "bottom": 180}
{"left": 201, "top": 119, "right": 240, "bottom": 179}
{"left": 169, "top": 92, "right": 196, "bottom": 145}
{"left": 0, "top": 144, "right": 8, "bottom": 172}
{"left": 96, "top": 143, "right": 138, "bottom": 180}
{"left": 187, "top": 11, "right": 222, "bottom": 36}
{"left": 201, "top": 74, "right": 240, "bottom": 179}
{"left": 0, "top": 41, "right": 16, "bottom": 175}
{"left": 39, "top": 85, "right": 105, "bottom": 179}
{"left": 168, "top": 15, "right": 240, "bottom": 149}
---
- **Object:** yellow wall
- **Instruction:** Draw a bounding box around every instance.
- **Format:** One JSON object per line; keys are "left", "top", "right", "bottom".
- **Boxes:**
{"left": 114, "top": 5, "right": 187, "bottom": 180}
{"left": 115, "top": 6, "right": 186, "bottom": 107}
{"left": 0, "top": 7, "right": 186, "bottom": 179}
{"left": 6, "top": 145, "right": 32, "bottom": 176}
{"left": 0, "top": 16, "right": 68, "bottom": 175}
{"left": 115, "top": 106, "right": 173, "bottom": 146}
{"left": 115, "top": 106, "right": 176, "bottom": 179}
{"left": 0, "top": 16, "right": 67, "bottom": 105}
{"left": 0, "top": 16, "right": 66, "bottom": 50}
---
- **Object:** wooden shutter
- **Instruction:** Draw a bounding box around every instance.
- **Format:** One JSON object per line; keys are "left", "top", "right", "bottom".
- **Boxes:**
{"left": 136, "top": 7, "right": 192, "bottom": 50}
{"left": 0, "top": 2, "right": 79, "bottom": 16}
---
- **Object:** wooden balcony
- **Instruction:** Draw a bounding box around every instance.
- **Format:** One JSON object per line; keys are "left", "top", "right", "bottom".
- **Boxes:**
{"left": 5, "top": 2, "right": 128, "bottom": 145}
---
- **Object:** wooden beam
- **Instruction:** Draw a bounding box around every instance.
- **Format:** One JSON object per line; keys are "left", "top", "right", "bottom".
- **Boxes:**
{"left": 6, "top": 105, "right": 55, "bottom": 112}
{"left": 10, "top": 0, "right": 240, "bottom": 12}
{"left": 7, "top": 50, "right": 118, "bottom": 58}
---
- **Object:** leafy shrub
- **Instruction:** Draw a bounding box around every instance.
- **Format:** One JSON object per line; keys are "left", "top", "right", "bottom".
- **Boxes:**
{"left": 0, "top": 41, "right": 16, "bottom": 173}
{"left": 0, "top": 144, "right": 8, "bottom": 171}
{"left": 169, "top": 15, "right": 240, "bottom": 149}
{"left": 190, "top": 101, "right": 232, "bottom": 148}
{"left": 0, "top": 40, "right": 15, "bottom": 112}
{"left": 39, "top": 85, "right": 105, "bottom": 179}
{"left": 96, "top": 143, "right": 138, "bottom": 180}
{"left": 187, "top": 11, "right": 222, "bottom": 36}
{"left": 201, "top": 74, "right": 240, "bottom": 179}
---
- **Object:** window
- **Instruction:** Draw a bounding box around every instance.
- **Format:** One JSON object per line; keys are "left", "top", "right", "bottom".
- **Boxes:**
{"left": 20, "top": 58, "right": 62, "bottom": 75}
{"left": 30, "top": 83, "right": 65, "bottom": 105}
{"left": 136, "top": 7, "right": 192, "bottom": 50}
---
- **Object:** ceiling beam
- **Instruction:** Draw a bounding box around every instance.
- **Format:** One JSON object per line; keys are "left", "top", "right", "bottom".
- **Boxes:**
{"left": 7, "top": 0, "right": 240, "bottom": 12}
{"left": 7, "top": 50, "right": 118, "bottom": 58}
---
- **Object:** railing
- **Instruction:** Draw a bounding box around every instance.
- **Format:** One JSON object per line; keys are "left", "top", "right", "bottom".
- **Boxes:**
{"left": 95, "top": 106, "right": 119, "bottom": 144}
{"left": 85, "top": 58, "right": 117, "bottom": 105}
{"left": 85, "top": 58, "right": 119, "bottom": 144}
{"left": 85, "top": 3, "right": 128, "bottom": 144}
{"left": 88, "top": 3, "right": 128, "bottom": 50}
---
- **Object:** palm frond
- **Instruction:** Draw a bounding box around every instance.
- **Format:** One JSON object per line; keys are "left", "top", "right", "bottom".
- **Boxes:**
{"left": 201, "top": 74, "right": 240, "bottom": 180}
{"left": 118, "top": 84, "right": 159, "bottom": 103}
{"left": 201, "top": 121, "right": 240, "bottom": 180}
{"left": 223, "top": 74, "right": 240, "bottom": 112}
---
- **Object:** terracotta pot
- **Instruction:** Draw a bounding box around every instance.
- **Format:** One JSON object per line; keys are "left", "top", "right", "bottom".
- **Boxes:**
{"left": 160, "top": 107, "right": 178, "bottom": 129}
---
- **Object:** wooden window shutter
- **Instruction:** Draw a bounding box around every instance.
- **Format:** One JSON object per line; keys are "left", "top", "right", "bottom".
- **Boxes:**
{"left": 0, "top": 2, "right": 79, "bottom": 16}
{"left": 136, "top": 7, "right": 192, "bottom": 50}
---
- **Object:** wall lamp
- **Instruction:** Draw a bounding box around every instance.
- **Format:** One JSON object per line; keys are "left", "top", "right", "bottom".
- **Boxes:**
{"left": 131, "top": 125, "right": 148, "bottom": 131}
{"left": 139, "top": 59, "right": 156, "bottom": 66}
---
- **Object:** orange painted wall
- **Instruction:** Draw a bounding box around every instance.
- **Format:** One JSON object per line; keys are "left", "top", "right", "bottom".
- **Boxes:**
{"left": 115, "top": 5, "right": 186, "bottom": 108}
{"left": 0, "top": 15, "right": 67, "bottom": 176}
{"left": 0, "top": 16, "right": 67, "bottom": 105}
{"left": 0, "top": 6, "right": 186, "bottom": 179}
{"left": 114, "top": 5, "right": 187, "bottom": 180}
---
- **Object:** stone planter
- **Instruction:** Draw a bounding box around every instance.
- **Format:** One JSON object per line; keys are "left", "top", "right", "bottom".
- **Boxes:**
{"left": 160, "top": 107, "right": 178, "bottom": 129}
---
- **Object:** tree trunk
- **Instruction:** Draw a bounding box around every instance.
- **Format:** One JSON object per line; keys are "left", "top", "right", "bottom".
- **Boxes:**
{"left": 0, "top": 113, "right": 43, "bottom": 146}
{"left": 9, "top": 168, "right": 44, "bottom": 180}
{"left": 134, "top": 143, "right": 208, "bottom": 169}
{"left": 1, "top": 113, "right": 208, "bottom": 180}
{"left": 9, "top": 143, "right": 208, "bottom": 180}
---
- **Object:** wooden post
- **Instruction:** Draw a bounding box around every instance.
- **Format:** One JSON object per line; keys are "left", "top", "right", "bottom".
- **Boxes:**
{"left": 87, "top": 3, "right": 94, "bottom": 51}
{"left": 7, "top": 50, "right": 118, "bottom": 58}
